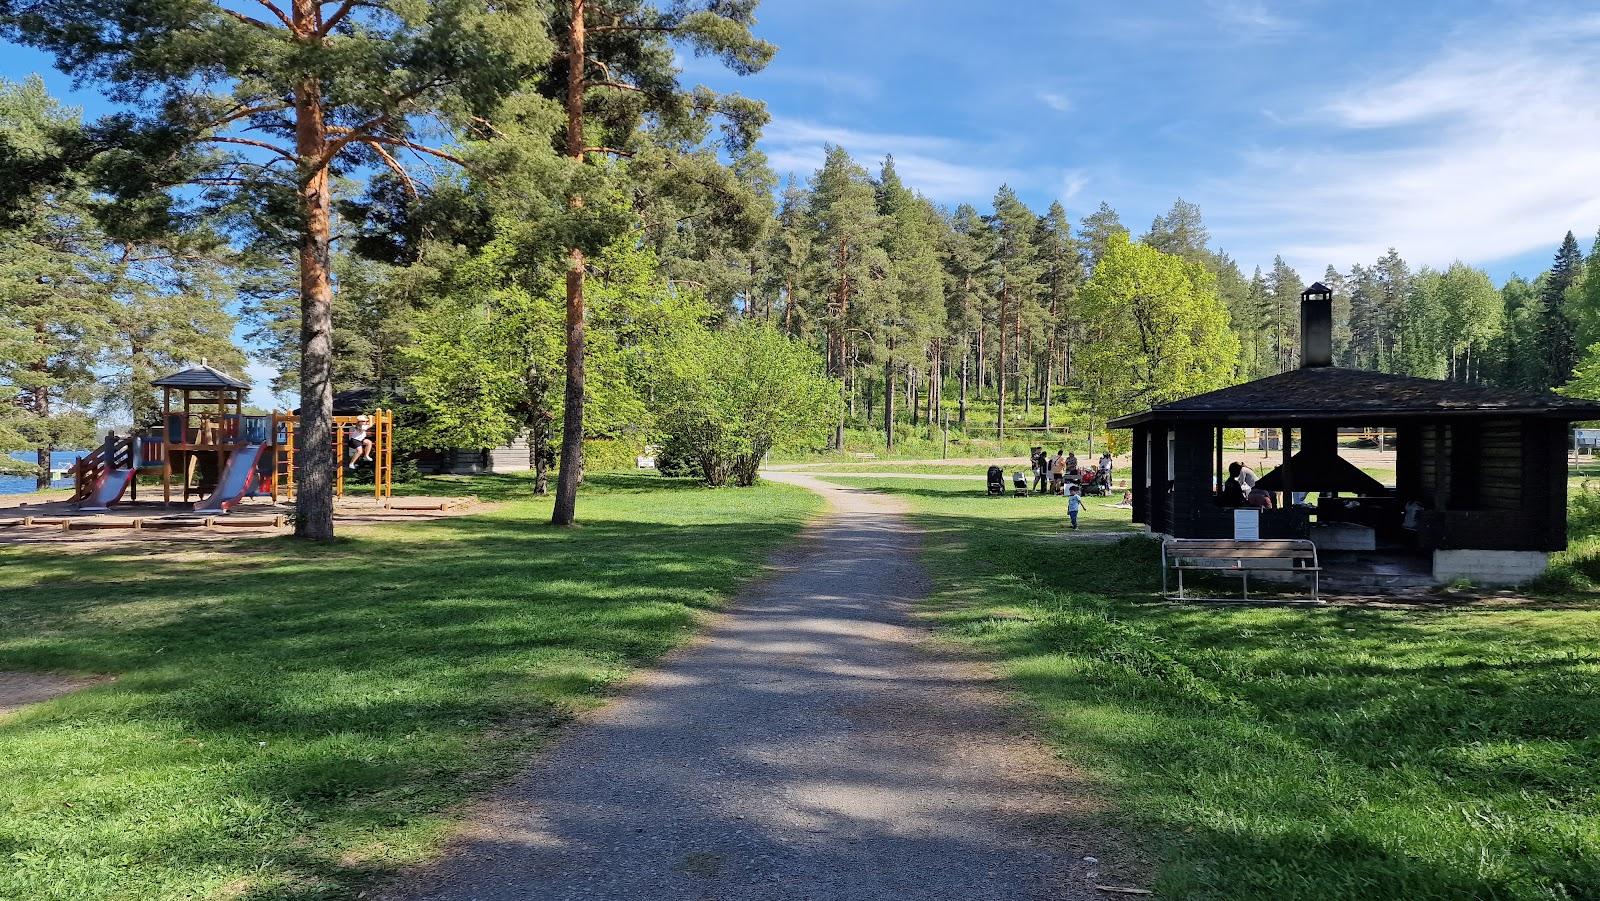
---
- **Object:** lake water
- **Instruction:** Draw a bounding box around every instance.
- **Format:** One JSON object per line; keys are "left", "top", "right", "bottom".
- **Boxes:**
{"left": 2, "top": 450, "right": 87, "bottom": 495}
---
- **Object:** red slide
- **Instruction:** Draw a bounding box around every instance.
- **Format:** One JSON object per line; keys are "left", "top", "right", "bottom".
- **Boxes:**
{"left": 194, "top": 444, "right": 266, "bottom": 513}
{"left": 80, "top": 467, "right": 136, "bottom": 513}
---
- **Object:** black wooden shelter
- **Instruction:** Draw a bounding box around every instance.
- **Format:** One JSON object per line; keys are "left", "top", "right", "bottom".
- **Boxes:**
{"left": 1109, "top": 284, "right": 1600, "bottom": 580}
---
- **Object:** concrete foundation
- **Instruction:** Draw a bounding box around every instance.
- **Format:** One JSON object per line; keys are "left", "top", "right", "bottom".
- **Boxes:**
{"left": 1432, "top": 549, "right": 1549, "bottom": 586}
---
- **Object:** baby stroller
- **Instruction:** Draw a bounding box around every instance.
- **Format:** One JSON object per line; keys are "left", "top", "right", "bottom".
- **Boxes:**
{"left": 986, "top": 465, "right": 1004, "bottom": 496}
{"left": 1082, "top": 467, "right": 1112, "bottom": 496}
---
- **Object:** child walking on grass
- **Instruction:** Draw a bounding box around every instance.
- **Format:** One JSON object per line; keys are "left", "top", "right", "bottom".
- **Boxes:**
{"left": 1067, "top": 483, "right": 1083, "bottom": 530}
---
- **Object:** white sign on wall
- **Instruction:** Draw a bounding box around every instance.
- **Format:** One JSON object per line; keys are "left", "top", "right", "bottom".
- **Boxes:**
{"left": 1233, "top": 508, "right": 1260, "bottom": 541}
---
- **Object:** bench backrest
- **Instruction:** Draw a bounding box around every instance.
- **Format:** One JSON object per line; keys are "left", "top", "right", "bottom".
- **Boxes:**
{"left": 1163, "top": 538, "right": 1317, "bottom": 566}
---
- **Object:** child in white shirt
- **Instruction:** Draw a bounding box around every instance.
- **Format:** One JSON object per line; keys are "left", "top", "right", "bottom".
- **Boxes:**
{"left": 1067, "top": 484, "right": 1083, "bottom": 530}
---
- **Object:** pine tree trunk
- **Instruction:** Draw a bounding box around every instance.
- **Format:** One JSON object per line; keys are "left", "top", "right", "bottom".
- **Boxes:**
{"left": 552, "top": 0, "right": 587, "bottom": 526}
{"left": 976, "top": 326, "right": 986, "bottom": 401}
{"left": 1043, "top": 342, "right": 1052, "bottom": 432}
{"left": 884, "top": 351, "right": 895, "bottom": 448}
{"left": 996, "top": 290, "right": 1007, "bottom": 440}
{"left": 909, "top": 360, "right": 919, "bottom": 428}
{"left": 29, "top": 333, "right": 50, "bottom": 491}
{"left": 959, "top": 344, "right": 968, "bottom": 427}
{"left": 292, "top": 54, "right": 336, "bottom": 540}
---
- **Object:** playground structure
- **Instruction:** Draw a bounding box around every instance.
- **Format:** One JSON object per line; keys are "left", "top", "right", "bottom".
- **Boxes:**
{"left": 69, "top": 364, "right": 394, "bottom": 513}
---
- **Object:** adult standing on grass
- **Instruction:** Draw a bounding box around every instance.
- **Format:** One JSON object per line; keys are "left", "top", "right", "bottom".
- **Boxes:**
{"left": 1051, "top": 448, "right": 1068, "bottom": 494}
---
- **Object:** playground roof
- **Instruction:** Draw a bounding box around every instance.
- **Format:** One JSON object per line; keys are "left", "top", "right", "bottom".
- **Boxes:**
{"left": 1107, "top": 366, "right": 1600, "bottom": 427}
{"left": 151, "top": 364, "right": 250, "bottom": 390}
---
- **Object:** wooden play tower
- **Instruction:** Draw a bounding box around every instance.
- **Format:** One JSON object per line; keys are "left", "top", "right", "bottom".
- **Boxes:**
{"left": 71, "top": 364, "right": 393, "bottom": 509}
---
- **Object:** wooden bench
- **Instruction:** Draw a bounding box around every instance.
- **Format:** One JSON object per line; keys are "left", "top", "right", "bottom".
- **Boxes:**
{"left": 1161, "top": 538, "right": 1321, "bottom": 603}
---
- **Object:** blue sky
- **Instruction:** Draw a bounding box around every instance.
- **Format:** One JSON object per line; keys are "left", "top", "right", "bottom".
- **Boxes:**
{"left": 6, "top": 0, "right": 1600, "bottom": 406}
{"left": 689, "top": 0, "right": 1600, "bottom": 282}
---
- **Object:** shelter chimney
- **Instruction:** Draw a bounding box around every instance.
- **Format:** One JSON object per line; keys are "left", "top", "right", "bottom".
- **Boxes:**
{"left": 1300, "top": 282, "right": 1333, "bottom": 368}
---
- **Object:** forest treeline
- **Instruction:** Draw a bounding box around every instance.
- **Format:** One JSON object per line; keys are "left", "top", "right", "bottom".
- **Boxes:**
{"left": 3, "top": 0, "right": 1600, "bottom": 534}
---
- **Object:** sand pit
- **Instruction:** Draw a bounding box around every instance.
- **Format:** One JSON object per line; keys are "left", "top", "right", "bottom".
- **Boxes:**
{"left": 0, "top": 672, "right": 108, "bottom": 717}
{"left": 0, "top": 493, "right": 485, "bottom": 548}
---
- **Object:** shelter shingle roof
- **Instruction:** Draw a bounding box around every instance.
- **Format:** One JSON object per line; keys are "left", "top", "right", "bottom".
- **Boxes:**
{"left": 1108, "top": 366, "right": 1600, "bottom": 427}
{"left": 151, "top": 364, "right": 250, "bottom": 390}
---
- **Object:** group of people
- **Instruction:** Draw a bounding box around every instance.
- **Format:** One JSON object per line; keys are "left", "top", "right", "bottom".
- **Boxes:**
{"left": 1030, "top": 448, "right": 1114, "bottom": 496}
{"left": 1220, "top": 461, "right": 1276, "bottom": 509}
{"left": 1022, "top": 448, "right": 1116, "bottom": 530}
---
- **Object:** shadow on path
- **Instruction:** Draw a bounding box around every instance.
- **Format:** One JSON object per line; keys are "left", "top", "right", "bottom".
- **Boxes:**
{"left": 383, "top": 474, "right": 1117, "bottom": 901}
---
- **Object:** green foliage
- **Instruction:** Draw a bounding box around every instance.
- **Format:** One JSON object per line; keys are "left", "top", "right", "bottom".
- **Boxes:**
{"left": 401, "top": 236, "right": 705, "bottom": 460}
{"left": 1077, "top": 233, "right": 1238, "bottom": 418}
{"left": 655, "top": 323, "right": 840, "bottom": 486}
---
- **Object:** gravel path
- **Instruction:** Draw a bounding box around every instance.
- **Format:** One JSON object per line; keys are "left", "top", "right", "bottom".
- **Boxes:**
{"left": 386, "top": 473, "right": 1116, "bottom": 901}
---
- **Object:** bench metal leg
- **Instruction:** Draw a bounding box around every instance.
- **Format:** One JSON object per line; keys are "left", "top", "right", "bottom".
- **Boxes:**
{"left": 1177, "top": 566, "right": 1185, "bottom": 600}
{"left": 1242, "top": 569, "right": 1249, "bottom": 601}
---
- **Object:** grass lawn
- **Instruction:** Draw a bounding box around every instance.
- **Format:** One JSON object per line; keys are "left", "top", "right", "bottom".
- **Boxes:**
{"left": 0, "top": 472, "right": 819, "bottom": 901}
{"left": 822, "top": 475, "right": 1600, "bottom": 900}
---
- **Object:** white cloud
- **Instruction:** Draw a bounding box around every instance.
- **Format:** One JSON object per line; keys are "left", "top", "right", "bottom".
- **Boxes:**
{"left": 1207, "top": 14, "right": 1600, "bottom": 275}
{"left": 1207, "top": 0, "right": 1297, "bottom": 38}
{"left": 1060, "top": 169, "right": 1090, "bottom": 202}
{"left": 1038, "top": 91, "right": 1073, "bottom": 113}
{"left": 762, "top": 118, "right": 1021, "bottom": 202}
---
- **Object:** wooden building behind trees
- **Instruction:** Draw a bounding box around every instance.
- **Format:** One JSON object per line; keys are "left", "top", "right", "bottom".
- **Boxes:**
{"left": 1111, "top": 284, "right": 1600, "bottom": 586}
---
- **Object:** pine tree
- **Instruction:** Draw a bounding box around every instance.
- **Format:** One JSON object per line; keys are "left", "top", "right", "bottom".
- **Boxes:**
{"left": 1035, "top": 202, "right": 1080, "bottom": 430}
{"left": 1210, "top": 251, "right": 1253, "bottom": 377}
{"left": 101, "top": 238, "right": 248, "bottom": 424}
{"left": 0, "top": 76, "right": 108, "bottom": 487}
{"left": 1371, "top": 249, "right": 1411, "bottom": 373}
{"left": 1265, "top": 256, "right": 1304, "bottom": 372}
{"left": 1143, "top": 198, "right": 1210, "bottom": 264}
{"left": 767, "top": 177, "right": 815, "bottom": 337}
{"left": 1568, "top": 229, "right": 1600, "bottom": 354}
{"left": 544, "top": 0, "right": 774, "bottom": 525}
{"left": 987, "top": 186, "right": 1042, "bottom": 440}
{"left": 1540, "top": 231, "right": 1584, "bottom": 388}
{"left": 942, "top": 204, "right": 995, "bottom": 428}
{"left": 1322, "top": 265, "right": 1351, "bottom": 364}
{"left": 807, "top": 146, "right": 887, "bottom": 448}
{"left": 872, "top": 156, "right": 944, "bottom": 446}
{"left": 1078, "top": 201, "right": 1128, "bottom": 275}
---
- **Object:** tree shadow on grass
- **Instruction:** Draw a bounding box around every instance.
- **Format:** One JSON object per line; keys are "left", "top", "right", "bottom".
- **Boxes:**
{"left": 0, "top": 483, "right": 815, "bottom": 900}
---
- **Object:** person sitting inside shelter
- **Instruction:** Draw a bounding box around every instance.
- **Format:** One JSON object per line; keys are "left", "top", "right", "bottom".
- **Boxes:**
{"left": 1221, "top": 461, "right": 1247, "bottom": 506}
{"left": 1237, "top": 461, "right": 1258, "bottom": 492}
{"left": 1246, "top": 484, "right": 1276, "bottom": 509}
